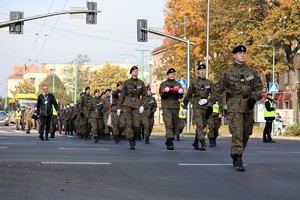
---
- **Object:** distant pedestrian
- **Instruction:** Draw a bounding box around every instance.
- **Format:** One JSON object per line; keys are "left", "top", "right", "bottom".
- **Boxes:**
{"left": 263, "top": 92, "right": 276, "bottom": 143}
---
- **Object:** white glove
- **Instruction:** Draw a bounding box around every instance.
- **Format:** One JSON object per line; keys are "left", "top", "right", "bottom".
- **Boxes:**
{"left": 139, "top": 106, "right": 144, "bottom": 114}
{"left": 164, "top": 87, "right": 170, "bottom": 92}
{"left": 117, "top": 109, "right": 121, "bottom": 116}
{"left": 199, "top": 99, "right": 208, "bottom": 105}
{"left": 178, "top": 88, "right": 184, "bottom": 94}
{"left": 181, "top": 109, "right": 187, "bottom": 116}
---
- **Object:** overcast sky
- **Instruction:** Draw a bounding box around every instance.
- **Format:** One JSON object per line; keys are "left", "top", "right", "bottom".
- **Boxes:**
{"left": 0, "top": 0, "right": 166, "bottom": 96}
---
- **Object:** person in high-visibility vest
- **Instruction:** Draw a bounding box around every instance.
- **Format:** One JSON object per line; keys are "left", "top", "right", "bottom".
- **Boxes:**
{"left": 263, "top": 92, "right": 276, "bottom": 143}
{"left": 208, "top": 99, "right": 223, "bottom": 147}
{"left": 50, "top": 99, "right": 59, "bottom": 138}
{"left": 177, "top": 104, "right": 186, "bottom": 141}
{"left": 15, "top": 108, "right": 22, "bottom": 130}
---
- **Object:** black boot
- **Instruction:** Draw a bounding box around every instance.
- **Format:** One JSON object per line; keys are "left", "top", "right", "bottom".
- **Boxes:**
{"left": 209, "top": 138, "right": 214, "bottom": 147}
{"left": 199, "top": 139, "right": 206, "bottom": 151}
{"left": 192, "top": 138, "right": 200, "bottom": 150}
{"left": 235, "top": 156, "right": 245, "bottom": 171}
{"left": 230, "top": 154, "right": 238, "bottom": 167}
{"left": 129, "top": 138, "right": 135, "bottom": 150}
{"left": 176, "top": 135, "right": 180, "bottom": 141}
{"left": 45, "top": 133, "right": 49, "bottom": 141}
{"left": 94, "top": 136, "right": 99, "bottom": 143}
{"left": 165, "top": 138, "right": 174, "bottom": 150}
{"left": 114, "top": 135, "right": 120, "bottom": 143}
{"left": 213, "top": 138, "right": 217, "bottom": 147}
{"left": 145, "top": 136, "right": 150, "bottom": 144}
{"left": 105, "top": 134, "right": 110, "bottom": 141}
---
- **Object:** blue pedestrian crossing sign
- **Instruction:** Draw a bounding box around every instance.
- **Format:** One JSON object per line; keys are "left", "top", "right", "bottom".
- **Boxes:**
{"left": 269, "top": 83, "right": 279, "bottom": 93}
{"left": 177, "top": 78, "right": 187, "bottom": 89}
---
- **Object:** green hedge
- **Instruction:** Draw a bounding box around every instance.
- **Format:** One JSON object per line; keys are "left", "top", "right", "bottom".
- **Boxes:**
{"left": 284, "top": 123, "right": 300, "bottom": 136}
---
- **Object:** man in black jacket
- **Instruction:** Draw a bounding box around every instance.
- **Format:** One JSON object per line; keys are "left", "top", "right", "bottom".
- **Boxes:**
{"left": 263, "top": 92, "right": 276, "bottom": 143}
{"left": 37, "top": 85, "right": 59, "bottom": 141}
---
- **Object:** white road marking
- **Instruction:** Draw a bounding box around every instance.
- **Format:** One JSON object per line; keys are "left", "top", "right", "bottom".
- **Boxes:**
{"left": 0, "top": 147, "right": 8, "bottom": 149}
{"left": 161, "top": 150, "right": 211, "bottom": 152}
{"left": 41, "top": 161, "right": 111, "bottom": 165}
{"left": 258, "top": 151, "right": 300, "bottom": 154}
{"left": 178, "top": 163, "right": 247, "bottom": 166}
{"left": 58, "top": 147, "right": 110, "bottom": 151}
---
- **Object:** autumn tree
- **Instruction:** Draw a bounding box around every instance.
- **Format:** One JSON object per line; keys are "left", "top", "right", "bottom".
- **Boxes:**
{"left": 10, "top": 80, "right": 36, "bottom": 97}
{"left": 37, "top": 74, "right": 69, "bottom": 104}
{"left": 90, "top": 63, "right": 128, "bottom": 93}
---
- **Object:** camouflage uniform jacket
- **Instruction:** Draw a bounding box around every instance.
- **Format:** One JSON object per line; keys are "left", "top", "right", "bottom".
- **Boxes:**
{"left": 89, "top": 96, "right": 103, "bottom": 119}
{"left": 79, "top": 94, "right": 93, "bottom": 116}
{"left": 102, "top": 96, "right": 111, "bottom": 115}
{"left": 111, "top": 89, "right": 121, "bottom": 112}
{"left": 183, "top": 77, "right": 214, "bottom": 110}
{"left": 159, "top": 79, "right": 183, "bottom": 109}
{"left": 118, "top": 77, "right": 147, "bottom": 109}
{"left": 211, "top": 63, "right": 263, "bottom": 113}
{"left": 142, "top": 95, "right": 157, "bottom": 118}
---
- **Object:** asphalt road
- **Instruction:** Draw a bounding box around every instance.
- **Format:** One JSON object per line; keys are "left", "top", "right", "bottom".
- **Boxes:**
{"left": 1, "top": 125, "right": 300, "bottom": 200}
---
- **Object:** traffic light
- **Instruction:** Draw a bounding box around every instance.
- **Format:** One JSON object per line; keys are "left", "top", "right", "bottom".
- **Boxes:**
{"left": 86, "top": 2, "right": 97, "bottom": 24}
{"left": 137, "top": 19, "right": 148, "bottom": 42}
{"left": 9, "top": 11, "right": 24, "bottom": 34}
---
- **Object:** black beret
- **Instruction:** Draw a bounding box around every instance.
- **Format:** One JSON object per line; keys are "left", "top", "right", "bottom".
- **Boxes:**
{"left": 167, "top": 68, "right": 176, "bottom": 75}
{"left": 198, "top": 64, "right": 206, "bottom": 70}
{"left": 85, "top": 86, "right": 90, "bottom": 91}
{"left": 94, "top": 89, "right": 100, "bottom": 94}
{"left": 130, "top": 66, "right": 139, "bottom": 74}
{"left": 105, "top": 89, "right": 111, "bottom": 93}
{"left": 100, "top": 92, "right": 106, "bottom": 96}
{"left": 232, "top": 45, "right": 247, "bottom": 54}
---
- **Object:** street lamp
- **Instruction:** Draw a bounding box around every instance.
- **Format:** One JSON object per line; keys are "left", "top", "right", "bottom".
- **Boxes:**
{"left": 258, "top": 44, "right": 275, "bottom": 84}
{"left": 52, "top": 66, "right": 55, "bottom": 94}
{"left": 206, "top": 0, "right": 210, "bottom": 78}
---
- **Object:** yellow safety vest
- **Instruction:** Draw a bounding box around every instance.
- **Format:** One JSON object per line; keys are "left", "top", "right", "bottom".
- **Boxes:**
{"left": 15, "top": 110, "right": 22, "bottom": 119}
{"left": 264, "top": 99, "right": 276, "bottom": 118}
{"left": 52, "top": 100, "right": 58, "bottom": 116}
{"left": 212, "top": 102, "right": 220, "bottom": 114}
{"left": 179, "top": 105, "right": 186, "bottom": 119}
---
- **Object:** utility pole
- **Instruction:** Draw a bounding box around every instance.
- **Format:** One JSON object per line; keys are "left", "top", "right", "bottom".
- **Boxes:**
{"left": 52, "top": 67, "right": 55, "bottom": 94}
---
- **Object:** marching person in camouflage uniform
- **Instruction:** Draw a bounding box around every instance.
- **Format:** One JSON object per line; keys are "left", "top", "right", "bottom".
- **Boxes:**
{"left": 159, "top": 68, "right": 184, "bottom": 150}
{"left": 183, "top": 64, "right": 214, "bottom": 151}
{"left": 207, "top": 93, "right": 223, "bottom": 147}
{"left": 79, "top": 87, "right": 93, "bottom": 140}
{"left": 117, "top": 66, "right": 147, "bottom": 150}
{"left": 89, "top": 89, "right": 104, "bottom": 143}
{"left": 103, "top": 89, "right": 113, "bottom": 141}
{"left": 74, "top": 92, "right": 85, "bottom": 138}
{"left": 111, "top": 81, "right": 123, "bottom": 143}
{"left": 207, "top": 45, "right": 263, "bottom": 171}
{"left": 24, "top": 106, "right": 33, "bottom": 134}
{"left": 141, "top": 85, "right": 157, "bottom": 144}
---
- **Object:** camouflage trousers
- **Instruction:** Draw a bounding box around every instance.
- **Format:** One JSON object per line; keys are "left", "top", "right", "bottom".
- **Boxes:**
{"left": 162, "top": 107, "right": 179, "bottom": 139}
{"left": 25, "top": 119, "right": 32, "bottom": 132}
{"left": 124, "top": 106, "right": 141, "bottom": 139}
{"left": 177, "top": 118, "right": 186, "bottom": 135}
{"left": 112, "top": 111, "right": 126, "bottom": 136}
{"left": 141, "top": 115, "right": 150, "bottom": 138}
{"left": 90, "top": 118, "right": 104, "bottom": 138}
{"left": 193, "top": 107, "right": 208, "bottom": 141}
{"left": 227, "top": 112, "right": 253, "bottom": 155}
{"left": 103, "top": 113, "right": 113, "bottom": 135}
{"left": 208, "top": 115, "right": 221, "bottom": 139}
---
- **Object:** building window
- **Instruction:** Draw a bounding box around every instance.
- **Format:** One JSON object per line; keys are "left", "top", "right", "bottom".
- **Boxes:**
{"left": 283, "top": 100, "right": 289, "bottom": 109}
{"left": 29, "top": 78, "right": 35, "bottom": 83}
{"left": 296, "top": 68, "right": 300, "bottom": 83}
{"left": 284, "top": 71, "right": 289, "bottom": 85}
{"left": 16, "top": 74, "right": 22, "bottom": 77}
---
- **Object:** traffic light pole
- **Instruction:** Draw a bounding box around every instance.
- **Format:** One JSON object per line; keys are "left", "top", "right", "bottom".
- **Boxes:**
{"left": 141, "top": 27, "right": 196, "bottom": 133}
{"left": 0, "top": 10, "right": 101, "bottom": 29}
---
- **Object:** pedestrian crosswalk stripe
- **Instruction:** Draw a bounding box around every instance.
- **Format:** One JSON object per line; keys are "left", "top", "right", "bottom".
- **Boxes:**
{"left": 59, "top": 147, "right": 110, "bottom": 151}
{"left": 178, "top": 163, "right": 247, "bottom": 166}
{"left": 258, "top": 151, "right": 300, "bottom": 154}
{"left": 0, "top": 147, "right": 8, "bottom": 149}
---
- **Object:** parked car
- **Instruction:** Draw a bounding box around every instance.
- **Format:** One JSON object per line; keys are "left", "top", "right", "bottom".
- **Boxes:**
{"left": 0, "top": 111, "right": 9, "bottom": 126}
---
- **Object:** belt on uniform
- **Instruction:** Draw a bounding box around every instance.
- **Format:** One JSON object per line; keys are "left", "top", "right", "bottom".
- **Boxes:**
{"left": 228, "top": 94, "right": 250, "bottom": 99}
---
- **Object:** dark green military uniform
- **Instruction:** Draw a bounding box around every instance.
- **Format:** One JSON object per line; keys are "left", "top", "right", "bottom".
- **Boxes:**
{"left": 111, "top": 87, "right": 123, "bottom": 143}
{"left": 207, "top": 99, "right": 223, "bottom": 147}
{"left": 141, "top": 93, "right": 157, "bottom": 144}
{"left": 118, "top": 77, "right": 147, "bottom": 148}
{"left": 79, "top": 91, "right": 93, "bottom": 139}
{"left": 210, "top": 45, "right": 263, "bottom": 171}
{"left": 184, "top": 76, "right": 214, "bottom": 150}
{"left": 102, "top": 94, "right": 113, "bottom": 140}
{"left": 89, "top": 94, "right": 104, "bottom": 143}
{"left": 159, "top": 77, "right": 183, "bottom": 150}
